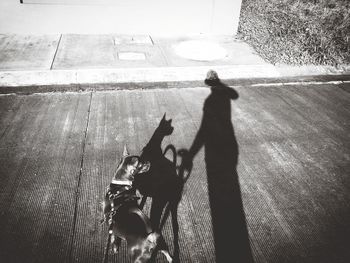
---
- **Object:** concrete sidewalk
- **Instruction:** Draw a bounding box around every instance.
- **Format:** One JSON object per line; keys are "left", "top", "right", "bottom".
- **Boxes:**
{"left": 1, "top": 34, "right": 349, "bottom": 88}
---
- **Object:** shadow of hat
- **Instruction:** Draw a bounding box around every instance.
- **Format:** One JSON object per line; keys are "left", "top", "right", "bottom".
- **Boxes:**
{"left": 205, "top": 70, "right": 221, "bottom": 86}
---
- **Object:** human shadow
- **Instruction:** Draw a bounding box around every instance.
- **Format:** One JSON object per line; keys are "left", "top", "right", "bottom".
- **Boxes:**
{"left": 134, "top": 114, "right": 186, "bottom": 262}
{"left": 182, "top": 71, "right": 254, "bottom": 262}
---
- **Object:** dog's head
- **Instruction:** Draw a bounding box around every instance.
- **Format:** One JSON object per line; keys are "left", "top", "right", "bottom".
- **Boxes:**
{"left": 159, "top": 113, "right": 174, "bottom": 136}
{"left": 113, "top": 145, "right": 151, "bottom": 183}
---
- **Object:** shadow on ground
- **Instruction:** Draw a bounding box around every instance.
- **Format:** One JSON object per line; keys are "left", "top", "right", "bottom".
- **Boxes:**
{"left": 134, "top": 114, "right": 186, "bottom": 262}
{"left": 182, "top": 76, "right": 254, "bottom": 262}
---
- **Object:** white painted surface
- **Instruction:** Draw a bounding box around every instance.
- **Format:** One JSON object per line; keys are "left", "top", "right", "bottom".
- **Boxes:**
{"left": 118, "top": 52, "right": 146, "bottom": 61}
{"left": 0, "top": 0, "right": 242, "bottom": 35}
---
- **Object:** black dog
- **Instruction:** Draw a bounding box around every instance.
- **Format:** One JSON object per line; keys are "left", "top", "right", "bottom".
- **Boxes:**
{"left": 102, "top": 146, "right": 173, "bottom": 263}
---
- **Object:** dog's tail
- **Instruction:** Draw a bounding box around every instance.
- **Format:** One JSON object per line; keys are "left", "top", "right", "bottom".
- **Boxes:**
{"left": 163, "top": 144, "right": 192, "bottom": 182}
{"left": 177, "top": 149, "right": 192, "bottom": 183}
{"left": 163, "top": 144, "right": 177, "bottom": 166}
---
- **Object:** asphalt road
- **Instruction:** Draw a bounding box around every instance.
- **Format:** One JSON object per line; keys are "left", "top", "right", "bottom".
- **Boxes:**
{"left": 0, "top": 79, "right": 349, "bottom": 263}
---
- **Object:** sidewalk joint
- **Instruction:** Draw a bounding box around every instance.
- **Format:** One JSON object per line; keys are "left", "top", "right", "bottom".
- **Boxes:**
{"left": 50, "top": 34, "right": 62, "bottom": 70}
{"left": 68, "top": 91, "right": 93, "bottom": 263}
{"left": 149, "top": 35, "right": 155, "bottom": 46}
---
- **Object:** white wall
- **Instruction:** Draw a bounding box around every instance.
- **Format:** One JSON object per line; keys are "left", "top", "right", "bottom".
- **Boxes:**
{"left": 0, "top": 0, "right": 242, "bottom": 36}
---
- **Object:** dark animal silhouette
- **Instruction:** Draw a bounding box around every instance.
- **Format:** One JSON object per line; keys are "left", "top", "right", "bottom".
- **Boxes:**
{"left": 134, "top": 114, "right": 186, "bottom": 262}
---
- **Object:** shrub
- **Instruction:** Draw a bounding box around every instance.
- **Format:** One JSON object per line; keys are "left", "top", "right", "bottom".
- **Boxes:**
{"left": 238, "top": 0, "right": 350, "bottom": 65}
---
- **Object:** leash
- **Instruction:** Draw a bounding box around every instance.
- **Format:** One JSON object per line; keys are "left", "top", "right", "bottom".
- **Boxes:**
{"left": 100, "top": 184, "right": 138, "bottom": 223}
{"left": 102, "top": 183, "right": 140, "bottom": 263}
{"left": 103, "top": 230, "right": 112, "bottom": 263}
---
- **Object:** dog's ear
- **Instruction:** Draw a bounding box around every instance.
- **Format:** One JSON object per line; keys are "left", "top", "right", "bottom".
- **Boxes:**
{"left": 138, "top": 161, "right": 151, "bottom": 174}
{"left": 123, "top": 145, "right": 129, "bottom": 157}
{"left": 161, "top": 113, "right": 166, "bottom": 121}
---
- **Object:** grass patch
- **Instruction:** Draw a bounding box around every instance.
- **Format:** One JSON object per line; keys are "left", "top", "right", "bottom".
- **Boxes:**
{"left": 238, "top": 0, "right": 350, "bottom": 66}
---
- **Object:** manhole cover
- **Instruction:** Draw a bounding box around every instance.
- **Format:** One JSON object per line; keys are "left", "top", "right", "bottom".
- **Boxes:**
{"left": 173, "top": 40, "right": 228, "bottom": 61}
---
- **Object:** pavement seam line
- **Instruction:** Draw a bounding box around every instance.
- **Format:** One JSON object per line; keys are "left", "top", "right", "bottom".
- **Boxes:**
{"left": 50, "top": 34, "right": 62, "bottom": 70}
{"left": 68, "top": 91, "right": 93, "bottom": 263}
{"left": 250, "top": 80, "right": 350, "bottom": 87}
{"left": 149, "top": 35, "right": 155, "bottom": 45}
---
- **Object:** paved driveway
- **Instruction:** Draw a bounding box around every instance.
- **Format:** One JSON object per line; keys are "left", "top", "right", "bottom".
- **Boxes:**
{"left": 0, "top": 81, "right": 349, "bottom": 262}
